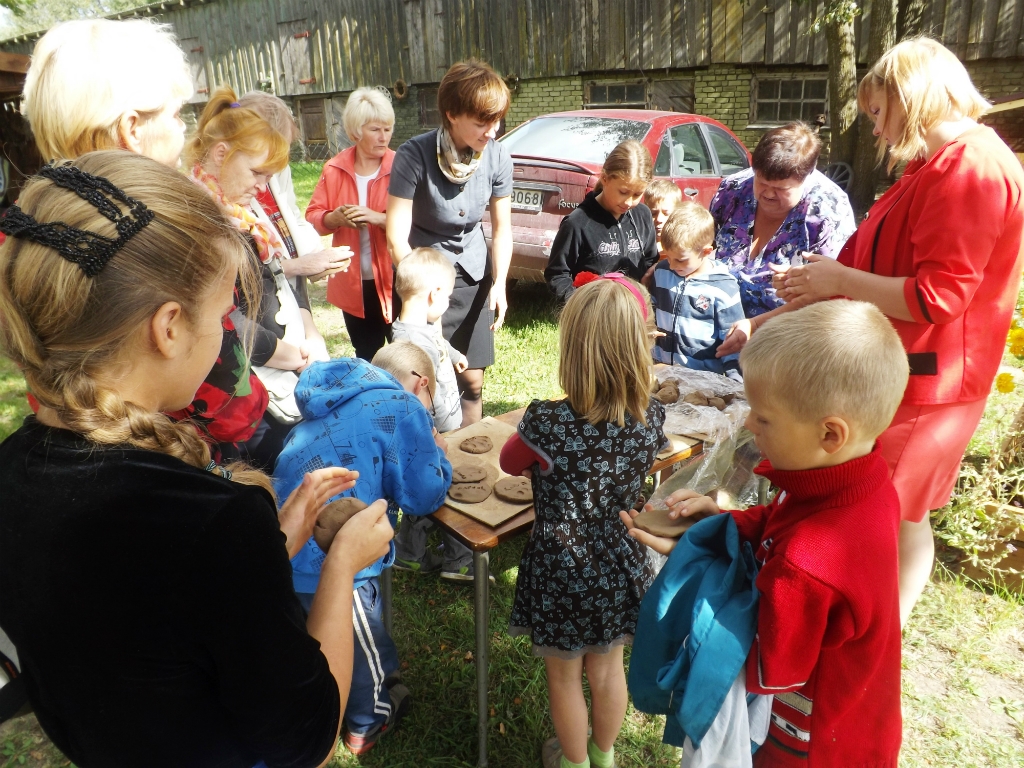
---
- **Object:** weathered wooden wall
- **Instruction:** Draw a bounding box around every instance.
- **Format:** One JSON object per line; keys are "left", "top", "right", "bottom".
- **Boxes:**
{"left": 1, "top": 0, "right": 1022, "bottom": 99}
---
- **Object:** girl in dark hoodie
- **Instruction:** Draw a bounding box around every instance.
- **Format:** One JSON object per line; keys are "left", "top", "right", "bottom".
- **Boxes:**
{"left": 545, "top": 139, "right": 659, "bottom": 304}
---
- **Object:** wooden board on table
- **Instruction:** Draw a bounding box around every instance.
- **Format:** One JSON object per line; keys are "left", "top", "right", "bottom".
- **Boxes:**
{"left": 659, "top": 432, "right": 701, "bottom": 459}
{"left": 444, "top": 417, "right": 532, "bottom": 527}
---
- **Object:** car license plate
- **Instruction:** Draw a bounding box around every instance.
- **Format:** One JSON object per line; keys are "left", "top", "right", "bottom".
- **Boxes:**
{"left": 511, "top": 187, "right": 544, "bottom": 212}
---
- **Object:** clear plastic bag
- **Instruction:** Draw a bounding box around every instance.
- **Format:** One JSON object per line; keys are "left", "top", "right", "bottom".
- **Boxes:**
{"left": 654, "top": 367, "right": 748, "bottom": 441}
{"left": 648, "top": 429, "right": 762, "bottom": 512}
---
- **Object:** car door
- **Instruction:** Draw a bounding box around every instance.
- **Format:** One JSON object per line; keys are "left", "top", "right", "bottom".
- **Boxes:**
{"left": 653, "top": 122, "right": 721, "bottom": 208}
{"left": 702, "top": 123, "right": 751, "bottom": 179}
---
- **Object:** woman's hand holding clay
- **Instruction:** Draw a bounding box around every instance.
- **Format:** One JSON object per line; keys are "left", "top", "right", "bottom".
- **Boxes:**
{"left": 777, "top": 253, "right": 846, "bottom": 304}
{"left": 278, "top": 467, "right": 359, "bottom": 558}
{"left": 325, "top": 499, "right": 394, "bottom": 577}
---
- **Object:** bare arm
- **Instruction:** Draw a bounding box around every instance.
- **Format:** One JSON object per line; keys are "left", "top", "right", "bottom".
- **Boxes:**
{"left": 386, "top": 195, "right": 414, "bottom": 265}
{"left": 489, "top": 195, "right": 513, "bottom": 331}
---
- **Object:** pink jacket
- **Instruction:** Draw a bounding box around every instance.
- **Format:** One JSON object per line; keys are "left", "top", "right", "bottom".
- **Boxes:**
{"left": 306, "top": 147, "right": 395, "bottom": 321}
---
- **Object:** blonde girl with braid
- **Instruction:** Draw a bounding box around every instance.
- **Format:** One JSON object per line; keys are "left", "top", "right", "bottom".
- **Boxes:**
{"left": 0, "top": 151, "right": 393, "bottom": 768}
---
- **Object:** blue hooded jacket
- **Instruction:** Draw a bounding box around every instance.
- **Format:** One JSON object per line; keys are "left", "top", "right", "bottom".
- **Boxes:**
{"left": 273, "top": 358, "right": 453, "bottom": 593}
{"left": 628, "top": 512, "right": 760, "bottom": 749}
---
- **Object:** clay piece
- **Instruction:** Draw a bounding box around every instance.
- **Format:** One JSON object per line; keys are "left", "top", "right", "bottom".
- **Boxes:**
{"left": 451, "top": 463, "right": 488, "bottom": 483}
{"left": 460, "top": 436, "right": 493, "bottom": 454}
{"left": 313, "top": 497, "right": 368, "bottom": 552}
{"left": 654, "top": 379, "right": 680, "bottom": 405}
{"left": 683, "top": 392, "right": 708, "bottom": 407}
{"left": 493, "top": 476, "right": 533, "bottom": 504}
{"left": 707, "top": 396, "right": 726, "bottom": 410}
{"left": 448, "top": 481, "right": 493, "bottom": 503}
{"left": 632, "top": 507, "right": 695, "bottom": 539}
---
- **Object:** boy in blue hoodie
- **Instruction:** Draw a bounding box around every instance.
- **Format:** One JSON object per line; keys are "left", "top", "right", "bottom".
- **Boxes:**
{"left": 651, "top": 202, "right": 744, "bottom": 380}
{"left": 273, "top": 341, "right": 452, "bottom": 755}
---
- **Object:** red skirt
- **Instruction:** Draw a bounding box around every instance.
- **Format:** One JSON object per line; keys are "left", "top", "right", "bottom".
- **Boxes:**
{"left": 879, "top": 398, "right": 988, "bottom": 523}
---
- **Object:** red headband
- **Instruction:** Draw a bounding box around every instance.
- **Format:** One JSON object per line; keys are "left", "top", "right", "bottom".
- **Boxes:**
{"left": 572, "top": 271, "right": 648, "bottom": 320}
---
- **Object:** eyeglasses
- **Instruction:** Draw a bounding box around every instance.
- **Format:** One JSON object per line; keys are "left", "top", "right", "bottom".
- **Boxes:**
{"left": 411, "top": 370, "right": 435, "bottom": 416}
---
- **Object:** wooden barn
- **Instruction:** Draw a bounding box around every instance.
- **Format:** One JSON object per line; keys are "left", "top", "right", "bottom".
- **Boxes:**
{"left": 0, "top": 0, "right": 1022, "bottom": 161}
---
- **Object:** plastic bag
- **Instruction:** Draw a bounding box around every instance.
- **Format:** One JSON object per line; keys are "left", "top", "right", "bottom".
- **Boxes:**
{"left": 654, "top": 367, "right": 748, "bottom": 441}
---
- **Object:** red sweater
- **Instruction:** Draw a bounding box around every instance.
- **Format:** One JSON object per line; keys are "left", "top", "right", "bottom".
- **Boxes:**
{"left": 305, "top": 147, "right": 395, "bottom": 321}
{"left": 730, "top": 446, "right": 902, "bottom": 768}
{"left": 838, "top": 126, "right": 1024, "bottom": 405}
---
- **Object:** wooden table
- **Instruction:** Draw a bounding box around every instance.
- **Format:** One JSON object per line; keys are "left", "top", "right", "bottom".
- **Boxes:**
{"left": 421, "top": 408, "right": 703, "bottom": 767}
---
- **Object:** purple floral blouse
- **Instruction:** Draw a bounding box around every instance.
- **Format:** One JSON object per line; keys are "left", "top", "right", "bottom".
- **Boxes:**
{"left": 710, "top": 168, "right": 856, "bottom": 316}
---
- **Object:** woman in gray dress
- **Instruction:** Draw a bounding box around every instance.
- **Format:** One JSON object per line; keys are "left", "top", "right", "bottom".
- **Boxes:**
{"left": 386, "top": 59, "right": 513, "bottom": 426}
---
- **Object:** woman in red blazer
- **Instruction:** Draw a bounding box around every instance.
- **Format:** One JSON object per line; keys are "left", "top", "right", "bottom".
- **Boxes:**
{"left": 779, "top": 38, "right": 1024, "bottom": 626}
{"left": 306, "top": 88, "right": 396, "bottom": 361}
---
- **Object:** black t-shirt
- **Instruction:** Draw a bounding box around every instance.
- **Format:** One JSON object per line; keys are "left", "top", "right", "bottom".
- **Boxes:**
{"left": 0, "top": 419, "right": 340, "bottom": 768}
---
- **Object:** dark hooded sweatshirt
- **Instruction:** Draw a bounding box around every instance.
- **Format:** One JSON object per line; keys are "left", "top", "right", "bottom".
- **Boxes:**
{"left": 544, "top": 190, "right": 658, "bottom": 304}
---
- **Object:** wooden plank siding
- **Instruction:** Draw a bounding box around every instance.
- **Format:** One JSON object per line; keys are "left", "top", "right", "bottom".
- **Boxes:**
{"left": 1, "top": 0, "right": 1022, "bottom": 99}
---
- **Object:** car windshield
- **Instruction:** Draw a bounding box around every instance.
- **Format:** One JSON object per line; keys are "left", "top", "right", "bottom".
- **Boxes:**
{"left": 499, "top": 116, "right": 650, "bottom": 165}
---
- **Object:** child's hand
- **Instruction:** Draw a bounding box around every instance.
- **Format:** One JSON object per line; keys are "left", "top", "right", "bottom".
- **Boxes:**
{"left": 278, "top": 468, "right": 359, "bottom": 558}
{"left": 433, "top": 428, "right": 449, "bottom": 455}
{"left": 619, "top": 509, "right": 677, "bottom": 556}
{"left": 648, "top": 489, "right": 720, "bottom": 521}
{"left": 454, "top": 358, "right": 468, "bottom": 374}
{"left": 718, "top": 318, "right": 753, "bottom": 357}
{"left": 325, "top": 499, "right": 393, "bottom": 576}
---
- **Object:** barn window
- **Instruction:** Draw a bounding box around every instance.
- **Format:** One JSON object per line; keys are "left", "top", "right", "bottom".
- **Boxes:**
{"left": 753, "top": 77, "right": 828, "bottom": 125}
{"left": 586, "top": 81, "right": 647, "bottom": 109}
{"left": 419, "top": 87, "right": 440, "bottom": 128}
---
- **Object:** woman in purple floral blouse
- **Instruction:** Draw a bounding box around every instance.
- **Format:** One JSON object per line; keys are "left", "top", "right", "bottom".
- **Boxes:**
{"left": 710, "top": 123, "right": 856, "bottom": 322}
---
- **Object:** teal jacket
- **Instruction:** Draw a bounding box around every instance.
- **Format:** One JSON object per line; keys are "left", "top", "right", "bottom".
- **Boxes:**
{"left": 628, "top": 512, "right": 760, "bottom": 748}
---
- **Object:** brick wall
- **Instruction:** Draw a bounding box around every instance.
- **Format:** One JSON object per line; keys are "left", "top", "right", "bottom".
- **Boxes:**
{"left": 967, "top": 59, "right": 1024, "bottom": 152}
{"left": 506, "top": 76, "right": 584, "bottom": 129}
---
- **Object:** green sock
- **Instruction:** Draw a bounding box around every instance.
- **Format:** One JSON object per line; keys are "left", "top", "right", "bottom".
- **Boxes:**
{"left": 560, "top": 754, "right": 590, "bottom": 768}
{"left": 587, "top": 738, "right": 614, "bottom": 768}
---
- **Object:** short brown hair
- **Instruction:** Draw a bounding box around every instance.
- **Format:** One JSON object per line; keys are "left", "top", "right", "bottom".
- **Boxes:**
{"left": 372, "top": 341, "right": 437, "bottom": 399}
{"left": 660, "top": 201, "right": 715, "bottom": 254}
{"left": 394, "top": 247, "right": 456, "bottom": 301}
{"left": 437, "top": 60, "right": 510, "bottom": 130}
{"left": 740, "top": 301, "right": 909, "bottom": 438}
{"left": 644, "top": 179, "right": 682, "bottom": 210}
{"left": 751, "top": 122, "right": 821, "bottom": 182}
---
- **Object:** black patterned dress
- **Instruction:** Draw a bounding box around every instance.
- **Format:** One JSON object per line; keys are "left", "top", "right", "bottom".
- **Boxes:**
{"left": 509, "top": 398, "right": 666, "bottom": 657}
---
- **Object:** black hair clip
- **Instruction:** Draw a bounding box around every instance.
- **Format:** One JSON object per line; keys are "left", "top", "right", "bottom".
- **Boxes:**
{"left": 0, "top": 163, "right": 155, "bottom": 278}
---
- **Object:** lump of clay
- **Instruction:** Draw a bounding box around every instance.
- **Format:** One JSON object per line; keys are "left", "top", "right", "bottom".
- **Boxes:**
{"left": 449, "top": 481, "right": 493, "bottom": 503}
{"left": 632, "top": 508, "right": 694, "bottom": 539}
{"left": 452, "top": 463, "right": 488, "bottom": 483}
{"left": 493, "top": 476, "right": 533, "bottom": 504}
{"left": 460, "top": 436, "right": 493, "bottom": 454}
{"left": 683, "top": 392, "right": 708, "bottom": 407}
{"left": 654, "top": 379, "right": 680, "bottom": 405}
{"left": 314, "top": 497, "right": 368, "bottom": 552}
{"left": 707, "top": 396, "right": 726, "bottom": 410}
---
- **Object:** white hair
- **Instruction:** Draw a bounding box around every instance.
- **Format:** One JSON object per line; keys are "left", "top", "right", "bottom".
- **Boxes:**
{"left": 23, "top": 19, "right": 193, "bottom": 161}
{"left": 342, "top": 87, "right": 395, "bottom": 142}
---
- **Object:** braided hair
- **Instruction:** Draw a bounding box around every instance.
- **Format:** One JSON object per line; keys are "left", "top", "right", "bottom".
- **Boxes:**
{"left": 0, "top": 150, "right": 272, "bottom": 494}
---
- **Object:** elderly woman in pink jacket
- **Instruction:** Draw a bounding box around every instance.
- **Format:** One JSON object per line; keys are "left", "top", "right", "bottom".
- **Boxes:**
{"left": 306, "top": 88, "right": 395, "bottom": 361}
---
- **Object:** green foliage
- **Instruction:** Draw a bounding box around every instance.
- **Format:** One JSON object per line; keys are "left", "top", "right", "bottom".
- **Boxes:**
{"left": 0, "top": 0, "right": 142, "bottom": 38}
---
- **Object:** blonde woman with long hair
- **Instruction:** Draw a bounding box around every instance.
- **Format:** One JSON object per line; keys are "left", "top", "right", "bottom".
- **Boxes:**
{"left": 777, "top": 37, "right": 1024, "bottom": 626}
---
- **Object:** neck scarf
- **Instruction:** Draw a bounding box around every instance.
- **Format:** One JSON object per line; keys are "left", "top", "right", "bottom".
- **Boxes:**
{"left": 436, "top": 127, "right": 484, "bottom": 185}
{"left": 190, "top": 164, "right": 286, "bottom": 264}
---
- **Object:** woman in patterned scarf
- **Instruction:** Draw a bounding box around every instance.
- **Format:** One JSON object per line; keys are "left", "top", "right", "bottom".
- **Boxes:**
{"left": 386, "top": 60, "right": 513, "bottom": 429}
{"left": 186, "top": 87, "right": 330, "bottom": 468}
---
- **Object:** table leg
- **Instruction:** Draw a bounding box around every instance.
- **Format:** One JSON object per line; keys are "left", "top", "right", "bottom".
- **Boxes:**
{"left": 474, "top": 549, "right": 490, "bottom": 767}
{"left": 381, "top": 566, "right": 393, "bottom": 636}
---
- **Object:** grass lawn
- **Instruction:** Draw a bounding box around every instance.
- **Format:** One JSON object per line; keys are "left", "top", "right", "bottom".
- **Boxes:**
{"left": 1, "top": 164, "right": 1023, "bottom": 767}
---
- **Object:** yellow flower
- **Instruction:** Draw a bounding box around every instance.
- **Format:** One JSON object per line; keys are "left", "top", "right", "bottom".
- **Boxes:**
{"left": 996, "top": 373, "right": 1016, "bottom": 394}
{"left": 1011, "top": 328, "right": 1024, "bottom": 343}
{"left": 1012, "top": 342, "right": 1024, "bottom": 357}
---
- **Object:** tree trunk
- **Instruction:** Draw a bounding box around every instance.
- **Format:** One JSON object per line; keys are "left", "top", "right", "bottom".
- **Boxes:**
{"left": 825, "top": 20, "right": 859, "bottom": 166}
{"left": 851, "top": 0, "right": 899, "bottom": 215}
{"left": 897, "top": 0, "right": 927, "bottom": 40}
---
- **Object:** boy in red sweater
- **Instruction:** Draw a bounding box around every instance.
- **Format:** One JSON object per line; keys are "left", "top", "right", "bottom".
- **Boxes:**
{"left": 624, "top": 300, "right": 909, "bottom": 767}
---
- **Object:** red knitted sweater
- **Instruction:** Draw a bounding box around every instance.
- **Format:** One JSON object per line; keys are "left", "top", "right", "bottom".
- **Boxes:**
{"left": 730, "top": 445, "right": 902, "bottom": 768}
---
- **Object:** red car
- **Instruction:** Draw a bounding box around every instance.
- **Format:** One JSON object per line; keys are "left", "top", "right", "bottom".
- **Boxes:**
{"left": 484, "top": 109, "right": 751, "bottom": 281}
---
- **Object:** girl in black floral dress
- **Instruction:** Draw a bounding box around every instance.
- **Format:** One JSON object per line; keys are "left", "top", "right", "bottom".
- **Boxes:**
{"left": 499, "top": 274, "right": 665, "bottom": 768}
